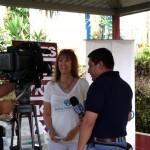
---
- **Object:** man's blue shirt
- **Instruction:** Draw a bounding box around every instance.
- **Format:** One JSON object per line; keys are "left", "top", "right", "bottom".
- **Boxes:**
{"left": 85, "top": 71, "right": 133, "bottom": 142}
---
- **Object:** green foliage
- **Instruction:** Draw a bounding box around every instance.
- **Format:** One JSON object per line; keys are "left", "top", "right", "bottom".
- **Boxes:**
{"left": 90, "top": 15, "right": 112, "bottom": 40}
{"left": 1, "top": 7, "right": 58, "bottom": 44}
{"left": 31, "top": 30, "right": 47, "bottom": 42}
{"left": 0, "top": 27, "right": 11, "bottom": 51}
{"left": 43, "top": 10, "right": 59, "bottom": 18}
{"left": 100, "top": 16, "right": 112, "bottom": 39}
{"left": 135, "top": 46, "right": 150, "bottom": 133}
{"left": 135, "top": 48, "right": 150, "bottom": 76}
{"left": 4, "top": 7, "right": 30, "bottom": 40}
{"left": 7, "top": 7, "right": 29, "bottom": 20}
{"left": 79, "top": 65, "right": 86, "bottom": 78}
{"left": 5, "top": 15, "right": 24, "bottom": 39}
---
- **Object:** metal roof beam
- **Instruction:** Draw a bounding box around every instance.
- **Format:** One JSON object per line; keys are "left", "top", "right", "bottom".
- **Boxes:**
{"left": 0, "top": 0, "right": 115, "bottom": 15}
{"left": 118, "top": 1, "right": 150, "bottom": 16}
{"left": 0, "top": 0, "right": 150, "bottom": 16}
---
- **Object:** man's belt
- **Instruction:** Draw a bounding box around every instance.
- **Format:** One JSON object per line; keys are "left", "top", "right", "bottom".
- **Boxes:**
{"left": 93, "top": 137, "right": 132, "bottom": 150}
{"left": 95, "top": 136, "right": 126, "bottom": 143}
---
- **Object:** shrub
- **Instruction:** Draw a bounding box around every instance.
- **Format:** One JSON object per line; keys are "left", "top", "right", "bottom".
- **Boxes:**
{"left": 135, "top": 47, "right": 150, "bottom": 133}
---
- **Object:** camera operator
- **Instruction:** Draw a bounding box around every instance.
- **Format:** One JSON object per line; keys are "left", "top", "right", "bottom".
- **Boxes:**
{"left": 0, "top": 83, "right": 15, "bottom": 113}
{"left": 0, "top": 82, "right": 15, "bottom": 150}
{"left": 0, "top": 83, "right": 15, "bottom": 98}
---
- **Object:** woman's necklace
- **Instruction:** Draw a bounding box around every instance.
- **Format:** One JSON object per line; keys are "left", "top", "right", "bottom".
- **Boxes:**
{"left": 58, "top": 77, "right": 74, "bottom": 90}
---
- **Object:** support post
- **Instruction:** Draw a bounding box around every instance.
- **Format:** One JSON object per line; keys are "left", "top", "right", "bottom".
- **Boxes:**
{"left": 112, "top": 15, "right": 120, "bottom": 39}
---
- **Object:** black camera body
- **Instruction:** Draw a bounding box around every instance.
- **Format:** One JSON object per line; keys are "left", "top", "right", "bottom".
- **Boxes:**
{"left": 0, "top": 42, "right": 52, "bottom": 88}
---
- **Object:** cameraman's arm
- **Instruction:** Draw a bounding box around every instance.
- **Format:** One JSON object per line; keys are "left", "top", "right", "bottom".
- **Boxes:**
{"left": 0, "top": 83, "right": 15, "bottom": 97}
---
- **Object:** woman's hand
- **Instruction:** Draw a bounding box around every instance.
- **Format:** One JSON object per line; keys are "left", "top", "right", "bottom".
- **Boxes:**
{"left": 63, "top": 126, "right": 79, "bottom": 141}
{"left": 49, "top": 130, "right": 61, "bottom": 142}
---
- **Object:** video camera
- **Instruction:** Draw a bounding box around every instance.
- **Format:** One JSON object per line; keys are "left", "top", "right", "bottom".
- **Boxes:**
{"left": 0, "top": 42, "right": 52, "bottom": 88}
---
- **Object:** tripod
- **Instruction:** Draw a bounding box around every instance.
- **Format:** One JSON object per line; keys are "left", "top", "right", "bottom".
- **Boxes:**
{"left": 9, "top": 83, "right": 42, "bottom": 150}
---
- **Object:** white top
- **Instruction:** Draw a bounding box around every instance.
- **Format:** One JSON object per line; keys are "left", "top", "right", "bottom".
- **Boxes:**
{"left": 43, "top": 78, "right": 89, "bottom": 142}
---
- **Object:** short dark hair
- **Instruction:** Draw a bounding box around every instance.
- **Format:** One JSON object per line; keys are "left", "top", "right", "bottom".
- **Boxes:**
{"left": 88, "top": 48, "right": 114, "bottom": 69}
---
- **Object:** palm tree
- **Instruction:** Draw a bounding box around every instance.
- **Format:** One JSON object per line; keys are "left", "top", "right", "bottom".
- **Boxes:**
{"left": 4, "top": 7, "right": 30, "bottom": 40}
{"left": 5, "top": 15, "right": 26, "bottom": 40}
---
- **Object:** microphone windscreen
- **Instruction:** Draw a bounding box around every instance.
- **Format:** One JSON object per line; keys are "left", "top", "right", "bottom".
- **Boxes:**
{"left": 70, "top": 96, "right": 79, "bottom": 106}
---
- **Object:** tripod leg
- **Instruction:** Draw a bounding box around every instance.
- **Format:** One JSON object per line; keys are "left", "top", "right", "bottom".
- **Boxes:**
{"left": 10, "top": 107, "right": 16, "bottom": 148}
{"left": 28, "top": 112, "right": 35, "bottom": 149}
{"left": 17, "top": 113, "right": 22, "bottom": 150}
{"left": 10, "top": 119, "right": 15, "bottom": 149}
{"left": 33, "top": 106, "right": 42, "bottom": 150}
{"left": 0, "top": 126, "right": 3, "bottom": 150}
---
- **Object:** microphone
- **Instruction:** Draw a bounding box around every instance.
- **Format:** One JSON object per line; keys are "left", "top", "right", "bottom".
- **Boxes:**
{"left": 70, "top": 96, "right": 84, "bottom": 119}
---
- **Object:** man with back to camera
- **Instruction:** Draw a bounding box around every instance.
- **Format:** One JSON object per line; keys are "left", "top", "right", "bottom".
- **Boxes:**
{"left": 77, "top": 48, "right": 133, "bottom": 150}
{"left": 0, "top": 83, "right": 15, "bottom": 150}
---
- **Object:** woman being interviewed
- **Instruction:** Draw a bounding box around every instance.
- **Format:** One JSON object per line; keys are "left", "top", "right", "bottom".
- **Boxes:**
{"left": 43, "top": 49, "right": 89, "bottom": 150}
